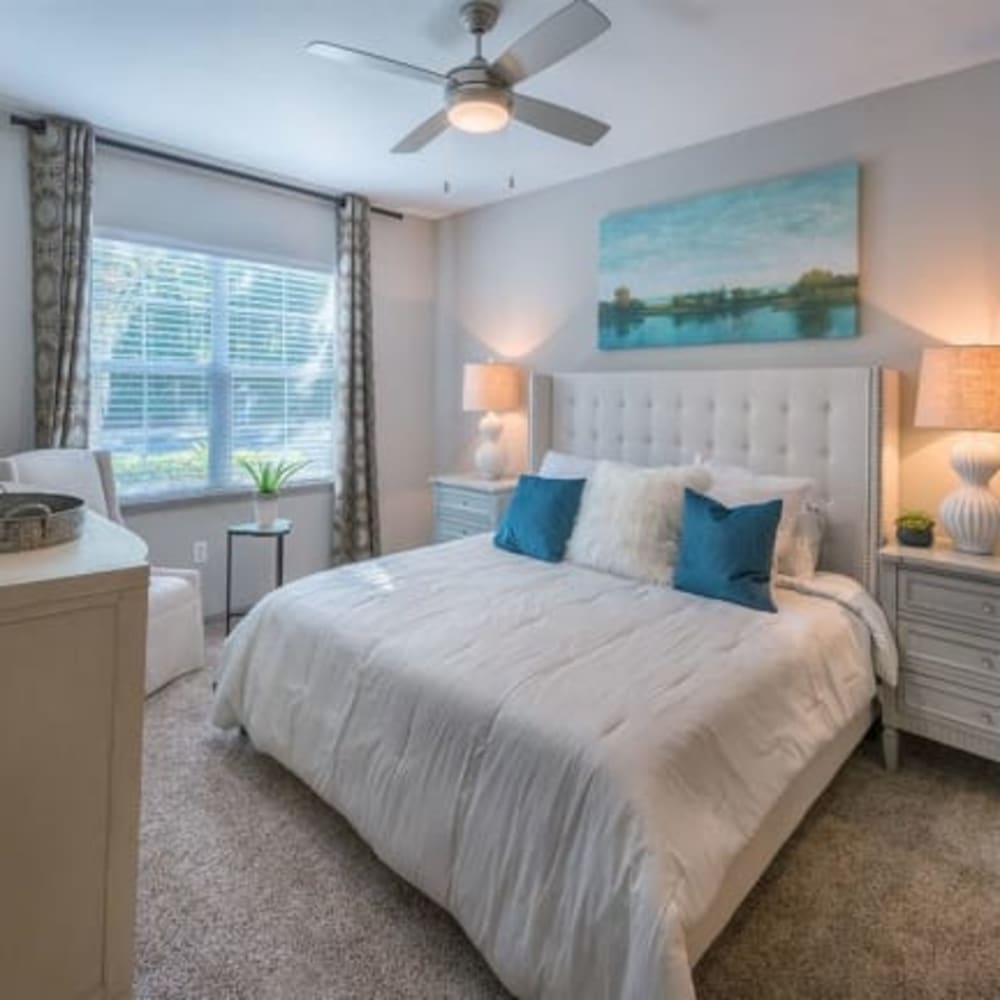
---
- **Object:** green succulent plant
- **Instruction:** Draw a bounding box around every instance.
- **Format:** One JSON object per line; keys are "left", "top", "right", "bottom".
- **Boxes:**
{"left": 895, "top": 510, "right": 935, "bottom": 532}
{"left": 238, "top": 457, "right": 310, "bottom": 496}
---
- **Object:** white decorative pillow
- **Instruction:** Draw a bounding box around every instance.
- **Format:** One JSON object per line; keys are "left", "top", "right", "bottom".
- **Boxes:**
{"left": 785, "top": 501, "right": 827, "bottom": 578}
{"left": 538, "top": 450, "right": 598, "bottom": 480}
{"left": 566, "top": 461, "right": 712, "bottom": 583}
{"left": 706, "top": 463, "right": 820, "bottom": 577}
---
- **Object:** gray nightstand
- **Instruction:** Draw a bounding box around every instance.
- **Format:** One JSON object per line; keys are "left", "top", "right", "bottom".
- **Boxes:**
{"left": 879, "top": 543, "right": 1000, "bottom": 770}
{"left": 431, "top": 474, "right": 517, "bottom": 543}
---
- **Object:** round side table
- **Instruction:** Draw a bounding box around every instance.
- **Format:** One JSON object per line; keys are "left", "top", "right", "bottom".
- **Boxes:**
{"left": 225, "top": 518, "right": 293, "bottom": 634}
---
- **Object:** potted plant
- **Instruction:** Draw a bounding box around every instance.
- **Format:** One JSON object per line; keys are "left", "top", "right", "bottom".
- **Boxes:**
{"left": 238, "top": 457, "right": 309, "bottom": 528}
{"left": 895, "top": 510, "right": 935, "bottom": 548}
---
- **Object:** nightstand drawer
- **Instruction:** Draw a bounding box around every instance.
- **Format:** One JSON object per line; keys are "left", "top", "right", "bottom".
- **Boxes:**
{"left": 435, "top": 488, "right": 496, "bottom": 519}
{"left": 434, "top": 514, "right": 490, "bottom": 542}
{"left": 435, "top": 506, "right": 492, "bottom": 532}
{"left": 898, "top": 620, "right": 1000, "bottom": 687}
{"left": 899, "top": 568, "right": 1000, "bottom": 633}
{"left": 900, "top": 673, "right": 1000, "bottom": 735}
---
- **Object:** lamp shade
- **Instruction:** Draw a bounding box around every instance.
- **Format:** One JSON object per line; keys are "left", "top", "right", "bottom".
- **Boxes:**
{"left": 462, "top": 362, "right": 520, "bottom": 413}
{"left": 914, "top": 346, "right": 1000, "bottom": 431}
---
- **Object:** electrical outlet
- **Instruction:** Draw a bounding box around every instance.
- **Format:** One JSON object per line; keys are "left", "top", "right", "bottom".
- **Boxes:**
{"left": 192, "top": 540, "right": 208, "bottom": 564}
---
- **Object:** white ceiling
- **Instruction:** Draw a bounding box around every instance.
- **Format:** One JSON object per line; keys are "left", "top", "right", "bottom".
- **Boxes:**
{"left": 2, "top": 0, "right": 1000, "bottom": 218}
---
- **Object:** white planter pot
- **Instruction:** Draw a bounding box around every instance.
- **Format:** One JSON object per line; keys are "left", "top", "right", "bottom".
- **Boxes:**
{"left": 253, "top": 494, "right": 279, "bottom": 528}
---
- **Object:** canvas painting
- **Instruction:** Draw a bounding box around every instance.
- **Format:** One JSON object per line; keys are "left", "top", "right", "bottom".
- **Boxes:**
{"left": 598, "top": 163, "right": 859, "bottom": 349}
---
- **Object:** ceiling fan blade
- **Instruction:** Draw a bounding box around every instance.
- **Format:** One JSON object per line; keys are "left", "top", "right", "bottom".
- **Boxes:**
{"left": 512, "top": 94, "right": 609, "bottom": 146}
{"left": 306, "top": 41, "right": 446, "bottom": 87}
{"left": 392, "top": 110, "right": 451, "bottom": 153}
{"left": 492, "top": 1, "right": 611, "bottom": 85}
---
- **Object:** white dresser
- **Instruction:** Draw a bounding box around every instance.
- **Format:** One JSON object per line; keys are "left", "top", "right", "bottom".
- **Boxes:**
{"left": 879, "top": 543, "right": 1000, "bottom": 770}
{"left": 0, "top": 513, "right": 149, "bottom": 1000}
{"left": 431, "top": 474, "right": 517, "bottom": 543}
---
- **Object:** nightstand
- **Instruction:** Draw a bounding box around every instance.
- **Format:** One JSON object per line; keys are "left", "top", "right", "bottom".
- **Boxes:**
{"left": 431, "top": 474, "right": 517, "bottom": 543}
{"left": 879, "top": 543, "right": 1000, "bottom": 770}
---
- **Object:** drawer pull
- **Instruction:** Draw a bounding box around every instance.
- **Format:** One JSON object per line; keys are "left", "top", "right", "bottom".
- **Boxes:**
{"left": 983, "top": 656, "right": 997, "bottom": 672}
{"left": 982, "top": 710, "right": 996, "bottom": 727}
{"left": 983, "top": 601, "right": 996, "bottom": 616}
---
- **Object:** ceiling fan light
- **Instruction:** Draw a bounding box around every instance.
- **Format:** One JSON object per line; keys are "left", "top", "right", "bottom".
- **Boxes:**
{"left": 446, "top": 89, "right": 511, "bottom": 134}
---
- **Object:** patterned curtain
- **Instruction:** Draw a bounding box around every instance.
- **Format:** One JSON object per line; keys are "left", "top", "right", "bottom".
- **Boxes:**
{"left": 28, "top": 117, "right": 95, "bottom": 448}
{"left": 331, "top": 194, "right": 380, "bottom": 564}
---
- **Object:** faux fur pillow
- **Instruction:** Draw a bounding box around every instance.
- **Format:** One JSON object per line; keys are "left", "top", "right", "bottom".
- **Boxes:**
{"left": 566, "top": 461, "right": 712, "bottom": 583}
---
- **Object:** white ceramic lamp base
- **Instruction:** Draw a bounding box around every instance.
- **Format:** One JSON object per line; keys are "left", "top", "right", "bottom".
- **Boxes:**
{"left": 474, "top": 411, "right": 505, "bottom": 480}
{"left": 941, "top": 435, "right": 1000, "bottom": 555}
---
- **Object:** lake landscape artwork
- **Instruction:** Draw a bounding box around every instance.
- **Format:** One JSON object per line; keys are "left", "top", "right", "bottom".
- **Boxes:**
{"left": 598, "top": 163, "right": 859, "bottom": 349}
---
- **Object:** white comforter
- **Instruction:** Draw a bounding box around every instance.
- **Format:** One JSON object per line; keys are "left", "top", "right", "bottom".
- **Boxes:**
{"left": 213, "top": 536, "right": 893, "bottom": 999}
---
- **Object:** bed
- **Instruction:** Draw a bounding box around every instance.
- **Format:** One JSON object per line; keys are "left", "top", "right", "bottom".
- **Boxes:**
{"left": 213, "top": 366, "right": 901, "bottom": 999}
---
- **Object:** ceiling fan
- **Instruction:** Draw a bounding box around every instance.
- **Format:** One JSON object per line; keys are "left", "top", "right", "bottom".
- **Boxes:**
{"left": 307, "top": 0, "right": 611, "bottom": 153}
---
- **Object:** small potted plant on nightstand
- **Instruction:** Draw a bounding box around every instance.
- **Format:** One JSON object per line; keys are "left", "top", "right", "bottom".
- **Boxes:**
{"left": 895, "top": 510, "right": 935, "bottom": 548}
{"left": 238, "top": 457, "right": 309, "bottom": 528}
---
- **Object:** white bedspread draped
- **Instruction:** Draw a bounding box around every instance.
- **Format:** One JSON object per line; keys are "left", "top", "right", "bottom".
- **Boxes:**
{"left": 213, "top": 536, "right": 890, "bottom": 999}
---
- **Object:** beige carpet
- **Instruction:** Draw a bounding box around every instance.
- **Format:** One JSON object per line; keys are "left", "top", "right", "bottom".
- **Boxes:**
{"left": 136, "top": 636, "right": 1000, "bottom": 999}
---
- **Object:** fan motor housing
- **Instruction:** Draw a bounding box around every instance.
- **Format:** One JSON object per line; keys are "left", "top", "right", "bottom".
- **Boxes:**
{"left": 446, "top": 63, "right": 511, "bottom": 108}
{"left": 447, "top": 62, "right": 509, "bottom": 96}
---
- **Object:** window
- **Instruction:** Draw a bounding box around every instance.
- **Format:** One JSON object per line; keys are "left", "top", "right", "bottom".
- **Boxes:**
{"left": 90, "top": 236, "right": 336, "bottom": 497}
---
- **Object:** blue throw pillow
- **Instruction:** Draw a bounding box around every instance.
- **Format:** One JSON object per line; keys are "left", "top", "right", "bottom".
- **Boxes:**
{"left": 674, "top": 489, "right": 782, "bottom": 613}
{"left": 494, "top": 475, "right": 586, "bottom": 563}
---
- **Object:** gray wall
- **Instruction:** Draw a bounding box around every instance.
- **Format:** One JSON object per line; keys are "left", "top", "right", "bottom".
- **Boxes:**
{"left": 0, "top": 130, "right": 436, "bottom": 616}
{"left": 434, "top": 60, "right": 1000, "bottom": 522}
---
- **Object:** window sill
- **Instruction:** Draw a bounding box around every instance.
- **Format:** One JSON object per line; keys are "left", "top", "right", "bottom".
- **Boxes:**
{"left": 120, "top": 478, "right": 334, "bottom": 515}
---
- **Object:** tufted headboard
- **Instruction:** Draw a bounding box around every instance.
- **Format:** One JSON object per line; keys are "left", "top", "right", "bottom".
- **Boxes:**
{"left": 529, "top": 366, "right": 900, "bottom": 591}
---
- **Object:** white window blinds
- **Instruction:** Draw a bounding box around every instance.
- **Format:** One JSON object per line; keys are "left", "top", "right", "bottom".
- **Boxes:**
{"left": 90, "top": 237, "right": 336, "bottom": 497}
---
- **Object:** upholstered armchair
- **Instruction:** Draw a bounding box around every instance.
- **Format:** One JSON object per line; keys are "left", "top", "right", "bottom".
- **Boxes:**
{"left": 0, "top": 449, "right": 205, "bottom": 695}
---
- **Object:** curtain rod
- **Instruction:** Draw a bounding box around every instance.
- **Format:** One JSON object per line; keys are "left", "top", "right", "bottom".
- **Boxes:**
{"left": 9, "top": 113, "right": 404, "bottom": 221}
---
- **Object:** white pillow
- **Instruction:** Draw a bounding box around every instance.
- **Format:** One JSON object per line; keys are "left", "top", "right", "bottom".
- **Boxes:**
{"left": 785, "top": 501, "right": 827, "bottom": 578}
{"left": 538, "top": 450, "right": 598, "bottom": 480}
{"left": 705, "top": 463, "right": 820, "bottom": 577}
{"left": 566, "top": 460, "right": 712, "bottom": 584}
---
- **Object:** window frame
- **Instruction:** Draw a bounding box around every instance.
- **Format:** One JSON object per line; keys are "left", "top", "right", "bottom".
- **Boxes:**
{"left": 90, "top": 227, "right": 337, "bottom": 506}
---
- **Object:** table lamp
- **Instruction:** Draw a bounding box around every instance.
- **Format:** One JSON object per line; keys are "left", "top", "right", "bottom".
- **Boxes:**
{"left": 462, "top": 361, "right": 520, "bottom": 479}
{"left": 915, "top": 345, "right": 1000, "bottom": 554}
